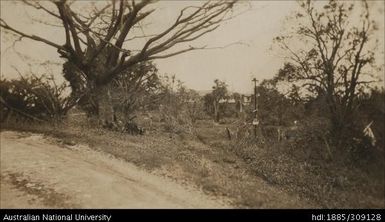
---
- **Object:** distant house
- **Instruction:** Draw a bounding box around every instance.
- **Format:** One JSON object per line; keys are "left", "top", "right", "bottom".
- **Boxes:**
{"left": 216, "top": 94, "right": 253, "bottom": 116}
{"left": 241, "top": 95, "right": 252, "bottom": 105}
{"left": 219, "top": 98, "right": 236, "bottom": 104}
{"left": 219, "top": 94, "right": 252, "bottom": 105}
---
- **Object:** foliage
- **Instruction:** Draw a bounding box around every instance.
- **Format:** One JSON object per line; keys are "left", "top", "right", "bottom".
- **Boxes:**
{"left": 274, "top": 0, "right": 379, "bottom": 140}
{"left": 0, "top": 74, "right": 74, "bottom": 121}
{"left": 230, "top": 86, "right": 384, "bottom": 208}
{"left": 352, "top": 88, "right": 385, "bottom": 156}
{"left": 237, "top": 66, "right": 383, "bottom": 163}
{"left": 203, "top": 79, "right": 229, "bottom": 122}
{"left": 255, "top": 82, "right": 304, "bottom": 126}
{"left": 156, "top": 75, "right": 205, "bottom": 133}
{"left": 0, "top": 0, "right": 238, "bottom": 119}
{"left": 110, "top": 61, "right": 161, "bottom": 120}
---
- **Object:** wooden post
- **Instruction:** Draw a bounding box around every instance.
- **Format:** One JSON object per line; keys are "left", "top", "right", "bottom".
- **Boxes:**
{"left": 226, "top": 127, "right": 231, "bottom": 140}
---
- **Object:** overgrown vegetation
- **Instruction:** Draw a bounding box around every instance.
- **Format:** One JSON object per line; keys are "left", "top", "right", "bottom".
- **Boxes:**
{"left": 274, "top": 0, "right": 380, "bottom": 146}
{"left": 1, "top": 0, "right": 238, "bottom": 123}
{"left": 0, "top": 0, "right": 383, "bottom": 209}
{"left": 228, "top": 73, "right": 384, "bottom": 208}
{"left": 0, "top": 74, "right": 75, "bottom": 122}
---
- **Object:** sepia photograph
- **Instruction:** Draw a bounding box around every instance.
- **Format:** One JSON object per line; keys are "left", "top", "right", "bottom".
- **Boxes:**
{"left": 0, "top": 0, "right": 384, "bottom": 213}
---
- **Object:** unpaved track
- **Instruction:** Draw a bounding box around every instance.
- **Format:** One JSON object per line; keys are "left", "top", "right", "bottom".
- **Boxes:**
{"left": 0, "top": 131, "right": 230, "bottom": 208}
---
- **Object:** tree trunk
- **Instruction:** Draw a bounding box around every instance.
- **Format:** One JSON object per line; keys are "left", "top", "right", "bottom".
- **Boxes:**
{"left": 75, "top": 81, "right": 115, "bottom": 124}
{"left": 95, "top": 84, "right": 116, "bottom": 124}
{"left": 213, "top": 100, "right": 220, "bottom": 122}
{"left": 64, "top": 61, "right": 116, "bottom": 124}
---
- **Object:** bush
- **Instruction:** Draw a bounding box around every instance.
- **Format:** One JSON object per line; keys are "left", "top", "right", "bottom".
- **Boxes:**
{"left": 231, "top": 125, "right": 383, "bottom": 208}
{"left": 0, "top": 74, "right": 74, "bottom": 122}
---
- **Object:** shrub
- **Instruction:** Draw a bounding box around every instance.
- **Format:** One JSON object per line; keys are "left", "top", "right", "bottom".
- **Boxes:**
{"left": 0, "top": 74, "right": 74, "bottom": 122}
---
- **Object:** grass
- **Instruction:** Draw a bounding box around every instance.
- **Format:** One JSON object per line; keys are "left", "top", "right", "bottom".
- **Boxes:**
{"left": 229, "top": 130, "right": 385, "bottom": 208}
{"left": 2, "top": 115, "right": 383, "bottom": 208}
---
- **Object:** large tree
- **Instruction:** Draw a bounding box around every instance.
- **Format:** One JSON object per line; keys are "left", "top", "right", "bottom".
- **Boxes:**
{"left": 274, "top": 0, "right": 379, "bottom": 139}
{"left": 1, "top": 0, "right": 237, "bottom": 122}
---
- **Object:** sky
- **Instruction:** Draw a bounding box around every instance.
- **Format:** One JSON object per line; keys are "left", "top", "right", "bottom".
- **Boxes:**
{"left": 1, "top": 0, "right": 384, "bottom": 94}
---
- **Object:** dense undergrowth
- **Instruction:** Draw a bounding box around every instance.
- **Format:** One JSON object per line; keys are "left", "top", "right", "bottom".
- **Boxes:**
{"left": 2, "top": 113, "right": 383, "bottom": 208}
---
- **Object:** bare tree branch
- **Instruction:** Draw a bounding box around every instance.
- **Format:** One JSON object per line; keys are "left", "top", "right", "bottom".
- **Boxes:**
{"left": 0, "top": 18, "right": 65, "bottom": 51}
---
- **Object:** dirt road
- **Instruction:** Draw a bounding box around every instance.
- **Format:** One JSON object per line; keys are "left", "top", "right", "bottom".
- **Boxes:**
{"left": 0, "top": 131, "right": 230, "bottom": 208}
